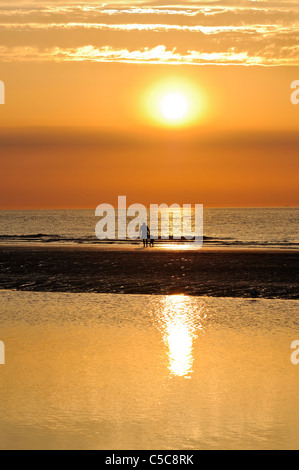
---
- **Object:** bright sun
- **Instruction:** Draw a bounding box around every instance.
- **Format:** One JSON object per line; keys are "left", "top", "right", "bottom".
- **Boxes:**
{"left": 160, "top": 93, "right": 188, "bottom": 122}
{"left": 143, "top": 78, "right": 205, "bottom": 128}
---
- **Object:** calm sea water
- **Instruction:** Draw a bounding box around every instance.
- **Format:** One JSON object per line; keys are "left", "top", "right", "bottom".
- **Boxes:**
{"left": 0, "top": 291, "right": 298, "bottom": 450}
{"left": 0, "top": 208, "right": 298, "bottom": 249}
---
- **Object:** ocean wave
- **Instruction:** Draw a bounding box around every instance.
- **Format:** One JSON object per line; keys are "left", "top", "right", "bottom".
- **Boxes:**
{"left": 0, "top": 233, "right": 298, "bottom": 249}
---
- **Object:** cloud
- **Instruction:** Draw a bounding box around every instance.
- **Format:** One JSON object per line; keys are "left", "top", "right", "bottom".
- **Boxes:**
{"left": 0, "top": 1, "right": 298, "bottom": 66}
{"left": 1, "top": 44, "right": 298, "bottom": 65}
{"left": 1, "top": 22, "right": 298, "bottom": 36}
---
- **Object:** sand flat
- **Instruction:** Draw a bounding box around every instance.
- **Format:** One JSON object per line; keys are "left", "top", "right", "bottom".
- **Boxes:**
{"left": 0, "top": 245, "right": 298, "bottom": 299}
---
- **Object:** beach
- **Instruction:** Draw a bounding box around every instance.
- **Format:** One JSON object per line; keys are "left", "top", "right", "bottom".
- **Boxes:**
{"left": 0, "top": 228, "right": 298, "bottom": 450}
{"left": 0, "top": 245, "right": 298, "bottom": 299}
{"left": 0, "top": 244, "right": 298, "bottom": 450}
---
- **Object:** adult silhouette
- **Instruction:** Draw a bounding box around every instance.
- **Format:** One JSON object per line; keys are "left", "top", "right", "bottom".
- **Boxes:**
{"left": 140, "top": 222, "right": 148, "bottom": 248}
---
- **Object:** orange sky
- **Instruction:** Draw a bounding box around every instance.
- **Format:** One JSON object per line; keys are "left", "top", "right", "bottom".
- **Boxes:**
{"left": 0, "top": 1, "right": 298, "bottom": 208}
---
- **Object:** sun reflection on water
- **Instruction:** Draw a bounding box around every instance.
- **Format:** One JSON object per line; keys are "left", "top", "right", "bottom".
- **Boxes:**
{"left": 156, "top": 295, "right": 205, "bottom": 378}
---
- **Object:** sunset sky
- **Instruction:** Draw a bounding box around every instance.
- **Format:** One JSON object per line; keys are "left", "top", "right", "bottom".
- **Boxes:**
{"left": 0, "top": 0, "right": 298, "bottom": 208}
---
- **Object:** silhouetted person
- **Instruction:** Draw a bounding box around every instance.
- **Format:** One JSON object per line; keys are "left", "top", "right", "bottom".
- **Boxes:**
{"left": 140, "top": 222, "right": 148, "bottom": 248}
{"left": 147, "top": 227, "right": 154, "bottom": 247}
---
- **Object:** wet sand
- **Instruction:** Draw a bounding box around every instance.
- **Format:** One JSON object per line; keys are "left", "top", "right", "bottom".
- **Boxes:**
{"left": 0, "top": 245, "right": 298, "bottom": 299}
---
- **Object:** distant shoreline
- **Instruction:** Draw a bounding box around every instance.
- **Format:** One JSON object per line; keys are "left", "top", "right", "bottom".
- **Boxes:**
{"left": 0, "top": 245, "right": 298, "bottom": 300}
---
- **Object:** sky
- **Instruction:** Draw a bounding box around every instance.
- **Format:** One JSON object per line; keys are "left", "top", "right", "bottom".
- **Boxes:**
{"left": 0, "top": 0, "right": 298, "bottom": 208}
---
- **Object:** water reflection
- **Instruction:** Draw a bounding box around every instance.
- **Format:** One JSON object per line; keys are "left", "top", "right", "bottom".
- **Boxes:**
{"left": 159, "top": 243, "right": 197, "bottom": 251}
{"left": 157, "top": 295, "right": 205, "bottom": 378}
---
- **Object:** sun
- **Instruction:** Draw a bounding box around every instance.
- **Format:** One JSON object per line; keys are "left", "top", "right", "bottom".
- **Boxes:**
{"left": 160, "top": 93, "right": 189, "bottom": 122}
{"left": 143, "top": 78, "right": 206, "bottom": 128}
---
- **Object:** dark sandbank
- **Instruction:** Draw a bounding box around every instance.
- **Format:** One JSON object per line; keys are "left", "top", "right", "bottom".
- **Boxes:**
{"left": 0, "top": 245, "right": 298, "bottom": 299}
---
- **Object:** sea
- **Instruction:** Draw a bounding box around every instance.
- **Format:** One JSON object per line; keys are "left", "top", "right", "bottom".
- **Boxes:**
{"left": 0, "top": 207, "right": 298, "bottom": 249}
{"left": 0, "top": 292, "right": 298, "bottom": 450}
